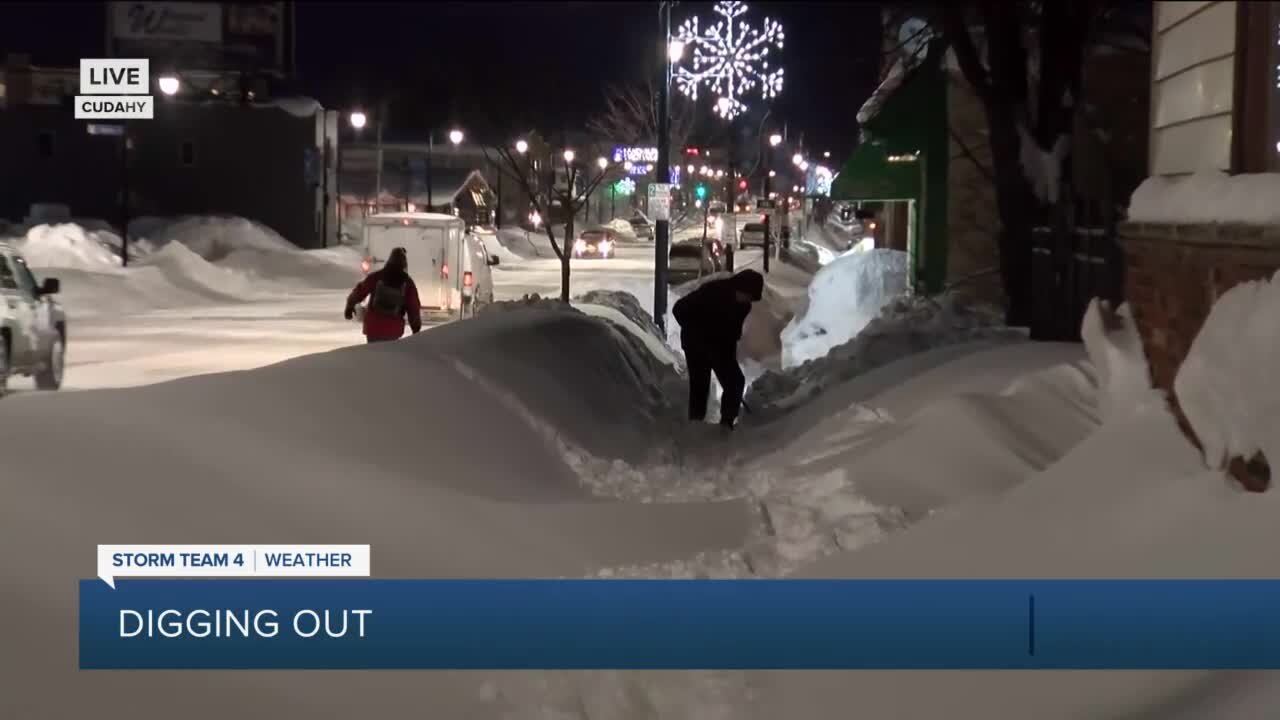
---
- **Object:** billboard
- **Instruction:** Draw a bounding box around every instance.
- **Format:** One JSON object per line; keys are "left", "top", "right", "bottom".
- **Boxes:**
{"left": 107, "top": 2, "right": 286, "bottom": 75}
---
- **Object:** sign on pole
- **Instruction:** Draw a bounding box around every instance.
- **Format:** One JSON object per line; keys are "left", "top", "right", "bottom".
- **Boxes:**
{"left": 649, "top": 183, "right": 672, "bottom": 221}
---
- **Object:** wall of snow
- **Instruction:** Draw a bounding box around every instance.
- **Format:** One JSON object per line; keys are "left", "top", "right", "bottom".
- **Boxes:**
{"left": 17, "top": 223, "right": 125, "bottom": 271}
{"left": 1174, "top": 269, "right": 1280, "bottom": 473}
{"left": 1128, "top": 172, "right": 1280, "bottom": 225}
{"left": 780, "top": 249, "right": 909, "bottom": 369}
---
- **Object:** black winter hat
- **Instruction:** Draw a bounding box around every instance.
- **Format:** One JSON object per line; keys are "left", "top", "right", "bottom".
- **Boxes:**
{"left": 732, "top": 269, "right": 765, "bottom": 301}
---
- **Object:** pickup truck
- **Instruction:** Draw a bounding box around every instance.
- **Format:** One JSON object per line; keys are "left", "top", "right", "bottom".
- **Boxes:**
{"left": 0, "top": 241, "right": 66, "bottom": 395}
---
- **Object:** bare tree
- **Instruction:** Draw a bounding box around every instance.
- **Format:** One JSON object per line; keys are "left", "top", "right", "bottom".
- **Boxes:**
{"left": 587, "top": 76, "right": 696, "bottom": 151}
{"left": 482, "top": 134, "right": 616, "bottom": 303}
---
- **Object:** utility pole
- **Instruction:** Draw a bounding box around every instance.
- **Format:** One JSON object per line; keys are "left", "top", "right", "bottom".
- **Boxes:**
{"left": 426, "top": 131, "right": 434, "bottom": 211}
{"left": 374, "top": 101, "right": 385, "bottom": 214}
{"left": 654, "top": 0, "right": 672, "bottom": 332}
{"left": 120, "top": 122, "right": 130, "bottom": 267}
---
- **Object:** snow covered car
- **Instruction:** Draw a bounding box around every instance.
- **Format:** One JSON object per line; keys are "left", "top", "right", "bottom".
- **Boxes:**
{"left": 573, "top": 227, "right": 618, "bottom": 259}
{"left": 361, "top": 212, "right": 498, "bottom": 318}
{"left": 0, "top": 242, "right": 65, "bottom": 394}
{"left": 667, "top": 240, "right": 720, "bottom": 285}
{"left": 628, "top": 214, "right": 654, "bottom": 239}
{"left": 738, "top": 222, "right": 772, "bottom": 250}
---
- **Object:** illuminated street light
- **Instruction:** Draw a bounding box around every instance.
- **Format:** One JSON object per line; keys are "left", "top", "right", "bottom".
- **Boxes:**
{"left": 800, "top": 160, "right": 809, "bottom": 171}
{"left": 668, "top": 39, "right": 686, "bottom": 63}
{"left": 563, "top": 149, "right": 576, "bottom": 163}
{"left": 515, "top": 139, "right": 528, "bottom": 154}
{"left": 449, "top": 129, "right": 464, "bottom": 145}
{"left": 349, "top": 111, "right": 367, "bottom": 129}
{"left": 792, "top": 185, "right": 800, "bottom": 192}
{"left": 823, "top": 150, "right": 831, "bottom": 158}
{"left": 158, "top": 76, "right": 180, "bottom": 96}
{"left": 768, "top": 170, "right": 776, "bottom": 177}
{"left": 687, "top": 164, "right": 695, "bottom": 173}
{"left": 769, "top": 133, "right": 783, "bottom": 147}
{"left": 597, "top": 157, "right": 608, "bottom": 170}
{"left": 792, "top": 153, "right": 803, "bottom": 166}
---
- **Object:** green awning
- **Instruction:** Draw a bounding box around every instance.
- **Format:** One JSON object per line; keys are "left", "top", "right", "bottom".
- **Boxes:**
{"left": 831, "top": 143, "right": 920, "bottom": 201}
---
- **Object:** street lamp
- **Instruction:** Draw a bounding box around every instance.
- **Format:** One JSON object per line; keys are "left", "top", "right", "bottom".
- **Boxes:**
{"left": 563, "top": 149, "right": 575, "bottom": 164}
{"left": 158, "top": 76, "right": 180, "bottom": 96}
{"left": 769, "top": 170, "right": 776, "bottom": 177}
{"left": 349, "top": 111, "right": 367, "bottom": 129}
{"left": 769, "top": 133, "right": 783, "bottom": 147}
{"left": 597, "top": 157, "right": 608, "bottom": 170}
{"left": 449, "top": 129, "right": 464, "bottom": 145}
{"left": 667, "top": 39, "right": 686, "bottom": 63}
{"left": 792, "top": 153, "right": 803, "bottom": 166}
{"left": 823, "top": 150, "right": 831, "bottom": 158}
{"left": 515, "top": 139, "right": 528, "bottom": 154}
{"left": 800, "top": 160, "right": 810, "bottom": 171}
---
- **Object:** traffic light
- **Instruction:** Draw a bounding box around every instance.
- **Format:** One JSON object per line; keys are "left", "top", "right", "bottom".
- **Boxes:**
{"left": 695, "top": 184, "right": 708, "bottom": 200}
{"left": 738, "top": 179, "right": 748, "bottom": 191}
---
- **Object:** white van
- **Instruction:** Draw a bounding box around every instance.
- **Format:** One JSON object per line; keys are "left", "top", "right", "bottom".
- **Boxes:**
{"left": 361, "top": 213, "right": 499, "bottom": 319}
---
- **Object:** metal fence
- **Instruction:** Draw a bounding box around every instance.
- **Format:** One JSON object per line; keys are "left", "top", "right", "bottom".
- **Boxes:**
{"left": 1029, "top": 199, "right": 1125, "bottom": 341}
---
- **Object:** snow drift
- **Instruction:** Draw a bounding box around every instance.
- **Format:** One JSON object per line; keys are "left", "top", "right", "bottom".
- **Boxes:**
{"left": 781, "top": 248, "right": 909, "bottom": 368}
{"left": 15, "top": 223, "right": 126, "bottom": 271}
{"left": 754, "top": 292, "right": 1023, "bottom": 412}
{"left": 0, "top": 306, "right": 751, "bottom": 718}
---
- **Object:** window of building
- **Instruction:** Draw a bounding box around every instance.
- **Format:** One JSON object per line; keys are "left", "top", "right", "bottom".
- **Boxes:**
{"left": 36, "top": 131, "right": 54, "bottom": 159}
{"left": 179, "top": 140, "right": 197, "bottom": 167}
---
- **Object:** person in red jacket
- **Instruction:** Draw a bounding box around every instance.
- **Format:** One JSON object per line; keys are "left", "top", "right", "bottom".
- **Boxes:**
{"left": 344, "top": 247, "right": 423, "bottom": 342}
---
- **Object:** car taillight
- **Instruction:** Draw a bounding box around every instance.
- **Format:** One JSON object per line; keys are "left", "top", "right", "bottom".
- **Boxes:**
{"left": 463, "top": 270, "right": 474, "bottom": 288}
{"left": 441, "top": 263, "right": 450, "bottom": 278}
{"left": 361, "top": 258, "right": 371, "bottom": 273}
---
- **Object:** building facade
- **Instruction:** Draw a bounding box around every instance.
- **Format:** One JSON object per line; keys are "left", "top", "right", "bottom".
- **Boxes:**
{"left": 1121, "top": 0, "right": 1280, "bottom": 490}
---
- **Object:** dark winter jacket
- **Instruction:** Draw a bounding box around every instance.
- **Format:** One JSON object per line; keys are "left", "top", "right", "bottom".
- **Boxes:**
{"left": 672, "top": 269, "right": 764, "bottom": 350}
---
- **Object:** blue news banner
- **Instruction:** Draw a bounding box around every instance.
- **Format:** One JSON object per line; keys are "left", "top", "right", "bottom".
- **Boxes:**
{"left": 79, "top": 580, "right": 1280, "bottom": 670}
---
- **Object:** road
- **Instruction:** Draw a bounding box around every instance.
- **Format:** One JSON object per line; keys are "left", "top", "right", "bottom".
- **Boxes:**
{"left": 7, "top": 236, "right": 763, "bottom": 392}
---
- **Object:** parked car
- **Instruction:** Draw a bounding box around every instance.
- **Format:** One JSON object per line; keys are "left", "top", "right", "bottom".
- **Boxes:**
{"left": 362, "top": 212, "right": 499, "bottom": 319}
{"left": 667, "top": 239, "right": 721, "bottom": 285}
{"left": 628, "top": 213, "right": 654, "bottom": 240}
{"left": 738, "top": 221, "right": 771, "bottom": 250}
{"left": 574, "top": 227, "right": 618, "bottom": 259}
{"left": 0, "top": 242, "right": 66, "bottom": 395}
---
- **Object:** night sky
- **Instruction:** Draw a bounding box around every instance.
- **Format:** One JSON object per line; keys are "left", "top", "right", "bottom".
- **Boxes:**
{"left": 2, "top": 1, "right": 880, "bottom": 156}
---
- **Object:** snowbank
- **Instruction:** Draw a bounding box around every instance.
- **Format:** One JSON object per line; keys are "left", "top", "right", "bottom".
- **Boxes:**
{"left": 1128, "top": 171, "right": 1280, "bottom": 225}
{"left": 137, "top": 216, "right": 297, "bottom": 260}
{"left": 16, "top": 223, "right": 125, "bottom": 271}
{"left": 0, "top": 307, "right": 752, "bottom": 717}
{"left": 751, "top": 293, "right": 1024, "bottom": 411}
{"left": 1174, "top": 269, "right": 1280, "bottom": 471}
{"left": 781, "top": 248, "right": 909, "bottom": 368}
{"left": 605, "top": 218, "right": 639, "bottom": 240}
{"left": 1080, "top": 298, "right": 1154, "bottom": 422}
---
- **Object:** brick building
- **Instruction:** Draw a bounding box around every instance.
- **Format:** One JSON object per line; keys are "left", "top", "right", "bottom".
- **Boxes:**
{"left": 1120, "top": 1, "right": 1280, "bottom": 490}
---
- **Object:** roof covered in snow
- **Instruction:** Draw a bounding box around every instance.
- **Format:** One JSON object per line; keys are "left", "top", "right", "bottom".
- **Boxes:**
{"left": 366, "top": 212, "right": 463, "bottom": 225}
{"left": 340, "top": 168, "right": 492, "bottom": 207}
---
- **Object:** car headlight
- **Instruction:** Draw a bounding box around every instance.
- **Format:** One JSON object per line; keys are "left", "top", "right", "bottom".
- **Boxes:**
{"left": 574, "top": 239, "right": 587, "bottom": 253}
{"left": 599, "top": 240, "right": 613, "bottom": 254}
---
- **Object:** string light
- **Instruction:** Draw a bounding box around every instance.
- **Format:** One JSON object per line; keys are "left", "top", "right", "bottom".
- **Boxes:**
{"left": 673, "top": 1, "right": 785, "bottom": 120}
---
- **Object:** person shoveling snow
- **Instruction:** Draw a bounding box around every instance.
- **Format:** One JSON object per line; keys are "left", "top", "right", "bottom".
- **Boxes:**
{"left": 343, "top": 247, "right": 422, "bottom": 343}
{"left": 673, "top": 269, "right": 765, "bottom": 431}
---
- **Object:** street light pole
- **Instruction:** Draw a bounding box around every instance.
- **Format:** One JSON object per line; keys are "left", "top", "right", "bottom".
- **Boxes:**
{"left": 654, "top": 0, "right": 673, "bottom": 333}
{"left": 426, "top": 131, "right": 433, "bottom": 212}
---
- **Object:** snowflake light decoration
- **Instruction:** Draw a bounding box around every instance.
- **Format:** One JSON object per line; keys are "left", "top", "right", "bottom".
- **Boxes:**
{"left": 674, "top": 1, "right": 784, "bottom": 120}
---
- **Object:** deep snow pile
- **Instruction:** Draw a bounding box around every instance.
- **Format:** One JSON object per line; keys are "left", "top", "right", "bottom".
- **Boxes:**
{"left": 780, "top": 248, "right": 909, "bottom": 368}
{"left": 472, "top": 230, "right": 525, "bottom": 265}
{"left": 137, "top": 216, "right": 360, "bottom": 289}
{"left": 1128, "top": 171, "right": 1280, "bottom": 225}
{"left": 15, "top": 223, "right": 127, "bottom": 270}
{"left": 751, "top": 292, "right": 1023, "bottom": 411}
{"left": 0, "top": 306, "right": 753, "bottom": 718}
{"left": 574, "top": 289, "right": 665, "bottom": 343}
{"left": 1174, "top": 268, "right": 1280, "bottom": 472}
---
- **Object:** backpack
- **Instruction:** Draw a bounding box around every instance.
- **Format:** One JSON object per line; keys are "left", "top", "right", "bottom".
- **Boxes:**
{"left": 369, "top": 277, "right": 406, "bottom": 317}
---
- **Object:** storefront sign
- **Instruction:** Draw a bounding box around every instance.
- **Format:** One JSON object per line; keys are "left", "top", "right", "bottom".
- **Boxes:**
{"left": 612, "top": 146, "right": 659, "bottom": 164}
{"left": 112, "top": 2, "right": 223, "bottom": 43}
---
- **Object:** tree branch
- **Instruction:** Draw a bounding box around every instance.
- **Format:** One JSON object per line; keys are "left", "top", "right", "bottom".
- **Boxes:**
{"left": 943, "top": 6, "right": 992, "bottom": 102}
